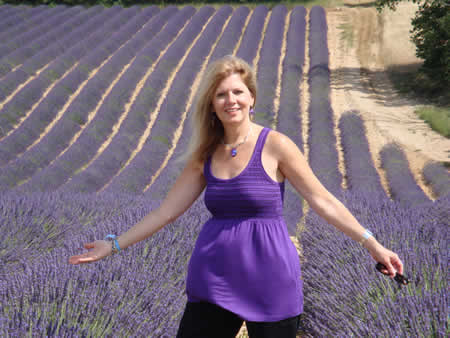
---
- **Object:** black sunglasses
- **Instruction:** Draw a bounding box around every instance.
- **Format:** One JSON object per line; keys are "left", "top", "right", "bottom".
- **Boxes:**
{"left": 375, "top": 263, "right": 409, "bottom": 285}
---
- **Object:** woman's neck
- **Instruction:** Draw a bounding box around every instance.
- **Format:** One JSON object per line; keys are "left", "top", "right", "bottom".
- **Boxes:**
{"left": 223, "top": 122, "right": 253, "bottom": 145}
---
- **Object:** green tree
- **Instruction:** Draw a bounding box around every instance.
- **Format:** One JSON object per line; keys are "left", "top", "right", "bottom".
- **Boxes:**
{"left": 376, "top": 0, "right": 449, "bottom": 96}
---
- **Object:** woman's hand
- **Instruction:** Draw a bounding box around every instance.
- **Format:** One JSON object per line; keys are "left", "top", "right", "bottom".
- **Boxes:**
{"left": 68, "top": 240, "right": 112, "bottom": 265}
{"left": 365, "top": 239, "right": 404, "bottom": 278}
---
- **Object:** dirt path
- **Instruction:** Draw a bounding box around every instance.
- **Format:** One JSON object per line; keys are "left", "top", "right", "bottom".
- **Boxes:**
{"left": 328, "top": 2, "right": 450, "bottom": 199}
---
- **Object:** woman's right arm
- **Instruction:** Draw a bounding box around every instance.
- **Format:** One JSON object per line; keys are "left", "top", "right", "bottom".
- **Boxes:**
{"left": 69, "top": 158, "right": 206, "bottom": 265}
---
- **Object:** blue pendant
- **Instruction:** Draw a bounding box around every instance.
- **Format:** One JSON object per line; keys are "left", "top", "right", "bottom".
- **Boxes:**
{"left": 231, "top": 148, "right": 237, "bottom": 157}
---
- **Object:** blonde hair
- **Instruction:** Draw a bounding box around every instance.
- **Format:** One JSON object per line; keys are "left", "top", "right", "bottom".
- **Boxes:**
{"left": 183, "top": 55, "right": 257, "bottom": 164}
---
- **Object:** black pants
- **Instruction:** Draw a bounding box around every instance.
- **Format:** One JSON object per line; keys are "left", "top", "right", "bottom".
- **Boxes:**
{"left": 176, "top": 301, "right": 301, "bottom": 338}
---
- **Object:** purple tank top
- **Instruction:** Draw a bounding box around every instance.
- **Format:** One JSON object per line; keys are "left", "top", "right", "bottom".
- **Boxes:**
{"left": 186, "top": 127, "right": 303, "bottom": 321}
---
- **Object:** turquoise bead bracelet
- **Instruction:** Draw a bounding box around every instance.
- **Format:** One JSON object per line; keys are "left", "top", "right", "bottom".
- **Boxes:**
{"left": 104, "top": 234, "right": 121, "bottom": 254}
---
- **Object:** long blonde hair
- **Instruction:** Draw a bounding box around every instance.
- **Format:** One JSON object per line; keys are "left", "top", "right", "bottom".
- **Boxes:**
{"left": 184, "top": 55, "right": 257, "bottom": 164}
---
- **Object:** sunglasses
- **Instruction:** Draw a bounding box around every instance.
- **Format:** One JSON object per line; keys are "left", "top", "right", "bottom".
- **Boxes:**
{"left": 375, "top": 263, "right": 409, "bottom": 285}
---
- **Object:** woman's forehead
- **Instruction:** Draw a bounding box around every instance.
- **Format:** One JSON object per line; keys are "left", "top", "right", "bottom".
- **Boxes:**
{"left": 215, "top": 73, "right": 247, "bottom": 91}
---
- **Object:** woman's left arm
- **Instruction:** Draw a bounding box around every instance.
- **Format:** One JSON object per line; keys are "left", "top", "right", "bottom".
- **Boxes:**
{"left": 270, "top": 131, "right": 403, "bottom": 277}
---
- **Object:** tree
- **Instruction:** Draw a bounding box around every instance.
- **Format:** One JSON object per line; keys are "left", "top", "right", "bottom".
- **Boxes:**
{"left": 376, "top": 0, "right": 449, "bottom": 96}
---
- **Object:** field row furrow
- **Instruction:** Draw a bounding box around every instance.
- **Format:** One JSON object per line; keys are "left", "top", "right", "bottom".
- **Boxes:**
{"left": 0, "top": 4, "right": 49, "bottom": 35}
{"left": 0, "top": 6, "right": 73, "bottom": 59}
{"left": 307, "top": 6, "right": 342, "bottom": 195}
{"left": 61, "top": 7, "right": 213, "bottom": 193}
{"left": 0, "top": 7, "right": 144, "bottom": 167}
{"left": 275, "top": 6, "right": 307, "bottom": 236}
{"left": 235, "top": 5, "right": 268, "bottom": 67}
{"left": 0, "top": 5, "right": 448, "bottom": 337}
{"left": 380, "top": 143, "right": 431, "bottom": 206}
{"left": 422, "top": 161, "right": 450, "bottom": 198}
{"left": 142, "top": 6, "right": 252, "bottom": 196}
{"left": 103, "top": 6, "right": 232, "bottom": 194}
{"left": 0, "top": 6, "right": 118, "bottom": 141}
{"left": 254, "top": 5, "right": 286, "bottom": 127}
{"left": 0, "top": 6, "right": 103, "bottom": 81}
{"left": 9, "top": 7, "right": 185, "bottom": 193}
{"left": 338, "top": 111, "right": 386, "bottom": 195}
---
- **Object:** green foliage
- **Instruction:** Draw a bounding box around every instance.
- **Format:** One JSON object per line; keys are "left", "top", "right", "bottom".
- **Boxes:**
{"left": 410, "top": 1, "right": 449, "bottom": 89}
{"left": 415, "top": 105, "right": 450, "bottom": 138}
{"left": 377, "top": 0, "right": 449, "bottom": 93}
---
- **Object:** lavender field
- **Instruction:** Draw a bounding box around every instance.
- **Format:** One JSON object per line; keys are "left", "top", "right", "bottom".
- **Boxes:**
{"left": 0, "top": 4, "right": 448, "bottom": 337}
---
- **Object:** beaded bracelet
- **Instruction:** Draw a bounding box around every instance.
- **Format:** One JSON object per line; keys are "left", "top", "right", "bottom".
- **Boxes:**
{"left": 359, "top": 229, "right": 373, "bottom": 246}
{"left": 104, "top": 234, "right": 121, "bottom": 254}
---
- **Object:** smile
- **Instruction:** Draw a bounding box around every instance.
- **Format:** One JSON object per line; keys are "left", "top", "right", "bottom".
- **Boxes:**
{"left": 225, "top": 108, "right": 240, "bottom": 113}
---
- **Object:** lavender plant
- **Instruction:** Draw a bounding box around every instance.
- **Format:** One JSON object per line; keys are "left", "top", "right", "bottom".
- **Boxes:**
{"left": 0, "top": 6, "right": 103, "bottom": 80}
{"left": 0, "top": 7, "right": 140, "bottom": 166}
{"left": 380, "top": 143, "right": 430, "bottom": 206}
{"left": 0, "top": 7, "right": 182, "bottom": 193}
{"left": 307, "top": 6, "right": 342, "bottom": 195}
{"left": 0, "top": 7, "right": 113, "bottom": 143}
{"left": 276, "top": 6, "right": 306, "bottom": 152}
{"left": 61, "top": 7, "right": 214, "bottom": 193}
{"left": 0, "top": 5, "right": 446, "bottom": 337}
{"left": 338, "top": 110, "right": 386, "bottom": 196}
{"left": 0, "top": 6, "right": 71, "bottom": 59}
{"left": 275, "top": 6, "right": 307, "bottom": 235}
{"left": 208, "top": 6, "right": 249, "bottom": 63}
{"left": 422, "top": 161, "right": 450, "bottom": 198}
{"left": 298, "top": 190, "right": 447, "bottom": 337}
{"left": 0, "top": 191, "right": 209, "bottom": 336}
{"left": 235, "top": 5, "right": 268, "bottom": 65}
{"left": 253, "top": 5, "right": 287, "bottom": 127}
{"left": 0, "top": 5, "right": 49, "bottom": 36}
{"left": 104, "top": 6, "right": 232, "bottom": 194}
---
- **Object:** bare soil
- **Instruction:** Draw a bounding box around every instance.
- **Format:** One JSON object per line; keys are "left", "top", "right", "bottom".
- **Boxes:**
{"left": 328, "top": 1, "right": 450, "bottom": 199}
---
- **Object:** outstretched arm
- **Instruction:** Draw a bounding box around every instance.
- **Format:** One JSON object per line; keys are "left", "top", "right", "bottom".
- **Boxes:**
{"left": 69, "top": 158, "right": 206, "bottom": 265}
{"left": 268, "top": 131, "right": 403, "bottom": 277}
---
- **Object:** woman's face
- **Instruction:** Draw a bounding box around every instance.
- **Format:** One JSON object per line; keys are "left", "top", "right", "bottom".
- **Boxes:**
{"left": 212, "top": 73, "right": 254, "bottom": 126}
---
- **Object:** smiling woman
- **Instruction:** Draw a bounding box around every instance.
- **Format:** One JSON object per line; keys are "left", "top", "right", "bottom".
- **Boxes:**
{"left": 69, "top": 55, "right": 404, "bottom": 338}
{"left": 185, "top": 55, "right": 258, "bottom": 164}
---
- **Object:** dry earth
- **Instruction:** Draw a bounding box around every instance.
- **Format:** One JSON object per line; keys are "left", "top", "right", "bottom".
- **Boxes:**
{"left": 328, "top": 1, "right": 450, "bottom": 199}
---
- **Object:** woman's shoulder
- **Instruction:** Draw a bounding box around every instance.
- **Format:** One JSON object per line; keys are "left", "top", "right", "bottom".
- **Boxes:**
{"left": 265, "top": 129, "right": 292, "bottom": 148}
{"left": 264, "top": 129, "right": 299, "bottom": 159}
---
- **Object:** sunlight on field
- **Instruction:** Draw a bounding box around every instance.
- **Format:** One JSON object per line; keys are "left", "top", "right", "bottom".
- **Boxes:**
{"left": 0, "top": 3, "right": 447, "bottom": 337}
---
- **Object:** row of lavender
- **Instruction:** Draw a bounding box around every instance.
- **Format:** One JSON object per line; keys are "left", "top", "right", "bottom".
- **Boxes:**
{"left": 1, "top": 189, "right": 447, "bottom": 336}
{"left": 296, "top": 7, "right": 447, "bottom": 336}
{"left": 0, "top": 5, "right": 306, "bottom": 335}
{"left": 0, "top": 6, "right": 159, "bottom": 187}
{"left": 0, "top": 191, "right": 209, "bottom": 336}
{"left": 274, "top": 6, "right": 307, "bottom": 235}
{"left": 0, "top": 4, "right": 446, "bottom": 202}
{"left": 0, "top": 6, "right": 191, "bottom": 191}
{"left": 0, "top": 4, "right": 448, "bottom": 336}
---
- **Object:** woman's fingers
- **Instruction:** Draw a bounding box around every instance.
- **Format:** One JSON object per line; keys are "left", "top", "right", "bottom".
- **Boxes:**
{"left": 84, "top": 242, "right": 95, "bottom": 249}
{"left": 69, "top": 240, "right": 111, "bottom": 265}
{"left": 392, "top": 256, "right": 404, "bottom": 275}
{"left": 69, "top": 251, "right": 96, "bottom": 265}
{"left": 384, "top": 261, "right": 396, "bottom": 278}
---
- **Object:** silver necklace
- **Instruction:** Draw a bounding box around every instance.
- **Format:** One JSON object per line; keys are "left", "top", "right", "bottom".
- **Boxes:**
{"left": 222, "top": 125, "right": 252, "bottom": 157}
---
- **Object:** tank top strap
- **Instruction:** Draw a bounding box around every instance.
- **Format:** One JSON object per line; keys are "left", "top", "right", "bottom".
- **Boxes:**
{"left": 252, "top": 127, "right": 270, "bottom": 160}
{"left": 255, "top": 127, "right": 270, "bottom": 153}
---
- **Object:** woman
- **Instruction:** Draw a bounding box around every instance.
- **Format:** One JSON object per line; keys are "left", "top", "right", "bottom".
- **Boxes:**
{"left": 69, "top": 55, "right": 403, "bottom": 337}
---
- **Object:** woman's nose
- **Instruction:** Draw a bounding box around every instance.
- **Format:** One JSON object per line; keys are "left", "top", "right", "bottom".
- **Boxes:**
{"left": 226, "top": 92, "right": 236, "bottom": 103}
